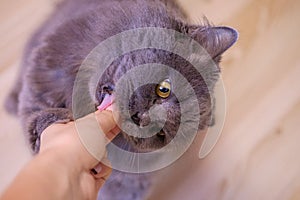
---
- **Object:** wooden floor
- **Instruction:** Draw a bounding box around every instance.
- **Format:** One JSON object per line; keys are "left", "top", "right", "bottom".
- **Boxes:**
{"left": 0, "top": 0, "right": 299, "bottom": 199}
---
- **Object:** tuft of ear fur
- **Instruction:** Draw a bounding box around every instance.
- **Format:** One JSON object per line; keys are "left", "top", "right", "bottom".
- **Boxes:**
{"left": 189, "top": 25, "right": 238, "bottom": 59}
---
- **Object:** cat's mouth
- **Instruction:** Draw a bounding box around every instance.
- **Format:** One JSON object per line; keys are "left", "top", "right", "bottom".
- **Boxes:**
{"left": 97, "top": 94, "right": 169, "bottom": 151}
{"left": 124, "top": 129, "right": 170, "bottom": 152}
{"left": 97, "top": 94, "right": 114, "bottom": 111}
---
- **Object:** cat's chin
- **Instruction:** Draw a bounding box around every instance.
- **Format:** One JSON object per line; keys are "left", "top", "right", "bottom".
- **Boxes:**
{"left": 117, "top": 129, "right": 175, "bottom": 153}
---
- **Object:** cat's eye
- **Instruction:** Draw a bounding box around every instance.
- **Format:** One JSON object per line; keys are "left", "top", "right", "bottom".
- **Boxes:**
{"left": 156, "top": 80, "right": 171, "bottom": 98}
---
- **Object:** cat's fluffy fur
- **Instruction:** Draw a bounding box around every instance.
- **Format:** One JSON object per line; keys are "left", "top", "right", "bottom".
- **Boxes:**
{"left": 5, "top": 0, "right": 237, "bottom": 199}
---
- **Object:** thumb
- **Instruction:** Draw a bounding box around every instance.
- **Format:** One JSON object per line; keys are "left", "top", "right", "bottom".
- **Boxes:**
{"left": 94, "top": 110, "right": 121, "bottom": 141}
{"left": 75, "top": 110, "right": 120, "bottom": 164}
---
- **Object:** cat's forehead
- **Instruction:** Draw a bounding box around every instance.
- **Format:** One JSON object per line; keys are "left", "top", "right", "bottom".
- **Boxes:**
{"left": 111, "top": 49, "right": 192, "bottom": 76}
{"left": 114, "top": 63, "right": 171, "bottom": 87}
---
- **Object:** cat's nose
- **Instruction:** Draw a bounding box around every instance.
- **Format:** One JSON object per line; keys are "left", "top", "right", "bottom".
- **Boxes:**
{"left": 131, "top": 112, "right": 151, "bottom": 127}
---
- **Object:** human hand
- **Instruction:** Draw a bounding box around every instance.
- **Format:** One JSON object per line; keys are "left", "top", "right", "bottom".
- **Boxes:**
{"left": 39, "top": 109, "right": 120, "bottom": 200}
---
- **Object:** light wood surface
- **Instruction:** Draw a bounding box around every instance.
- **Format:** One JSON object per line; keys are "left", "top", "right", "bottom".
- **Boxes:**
{"left": 0, "top": 0, "right": 299, "bottom": 199}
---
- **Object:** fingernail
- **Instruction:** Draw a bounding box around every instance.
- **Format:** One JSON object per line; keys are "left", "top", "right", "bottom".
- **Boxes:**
{"left": 94, "top": 164, "right": 102, "bottom": 174}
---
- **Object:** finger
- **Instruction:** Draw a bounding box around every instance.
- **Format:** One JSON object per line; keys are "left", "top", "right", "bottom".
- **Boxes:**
{"left": 94, "top": 110, "right": 115, "bottom": 133}
{"left": 95, "top": 110, "right": 121, "bottom": 140}
{"left": 93, "top": 163, "right": 112, "bottom": 178}
{"left": 94, "top": 164, "right": 113, "bottom": 190}
{"left": 104, "top": 128, "right": 121, "bottom": 142}
{"left": 74, "top": 110, "right": 120, "bottom": 165}
{"left": 95, "top": 178, "right": 105, "bottom": 190}
{"left": 111, "top": 126, "right": 121, "bottom": 136}
{"left": 92, "top": 162, "right": 112, "bottom": 190}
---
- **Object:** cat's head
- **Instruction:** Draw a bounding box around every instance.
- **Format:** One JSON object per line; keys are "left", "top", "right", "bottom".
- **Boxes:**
{"left": 73, "top": 0, "right": 237, "bottom": 152}
{"left": 92, "top": 24, "right": 237, "bottom": 152}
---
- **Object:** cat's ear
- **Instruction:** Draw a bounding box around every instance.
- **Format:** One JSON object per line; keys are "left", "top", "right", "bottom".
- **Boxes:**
{"left": 189, "top": 26, "right": 238, "bottom": 59}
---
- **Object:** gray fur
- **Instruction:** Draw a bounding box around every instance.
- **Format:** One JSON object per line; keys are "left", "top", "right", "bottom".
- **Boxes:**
{"left": 5, "top": 0, "right": 238, "bottom": 199}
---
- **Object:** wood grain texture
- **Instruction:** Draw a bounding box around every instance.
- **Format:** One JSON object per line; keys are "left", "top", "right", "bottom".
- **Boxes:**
{"left": 0, "top": 0, "right": 299, "bottom": 199}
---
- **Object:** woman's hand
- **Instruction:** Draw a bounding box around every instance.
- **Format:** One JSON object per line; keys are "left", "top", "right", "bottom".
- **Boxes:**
{"left": 1, "top": 110, "right": 120, "bottom": 200}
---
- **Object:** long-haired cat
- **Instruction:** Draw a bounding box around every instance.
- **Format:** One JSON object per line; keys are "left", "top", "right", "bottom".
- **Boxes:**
{"left": 5, "top": 0, "right": 238, "bottom": 199}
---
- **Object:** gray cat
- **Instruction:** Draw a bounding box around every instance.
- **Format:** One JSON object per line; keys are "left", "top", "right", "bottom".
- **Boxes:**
{"left": 5, "top": 0, "right": 238, "bottom": 199}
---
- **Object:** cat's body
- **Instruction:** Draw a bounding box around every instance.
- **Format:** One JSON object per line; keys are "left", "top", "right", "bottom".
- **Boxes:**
{"left": 5, "top": 0, "right": 237, "bottom": 199}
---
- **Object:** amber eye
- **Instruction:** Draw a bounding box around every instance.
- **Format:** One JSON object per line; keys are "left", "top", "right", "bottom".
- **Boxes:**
{"left": 156, "top": 80, "right": 171, "bottom": 98}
